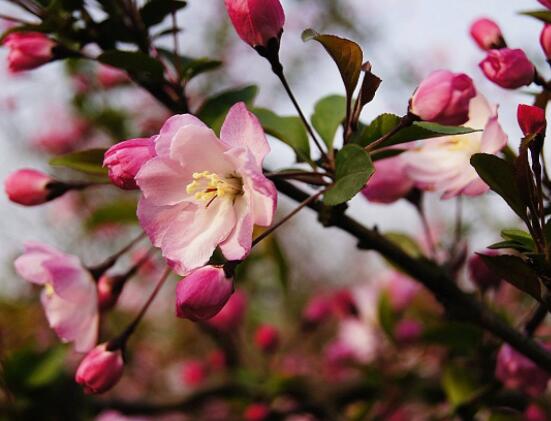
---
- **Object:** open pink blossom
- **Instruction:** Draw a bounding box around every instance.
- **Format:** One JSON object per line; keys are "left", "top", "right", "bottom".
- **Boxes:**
{"left": 401, "top": 94, "right": 508, "bottom": 199}
{"left": 361, "top": 154, "right": 414, "bottom": 204}
{"left": 14, "top": 242, "right": 99, "bottom": 352}
{"left": 135, "top": 102, "right": 277, "bottom": 275}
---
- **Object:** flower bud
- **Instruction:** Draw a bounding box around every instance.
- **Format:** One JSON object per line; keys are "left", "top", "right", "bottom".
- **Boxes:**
{"left": 468, "top": 251, "right": 503, "bottom": 291}
{"left": 540, "top": 25, "right": 551, "bottom": 60}
{"left": 97, "top": 64, "right": 129, "bottom": 88}
{"left": 75, "top": 343, "right": 124, "bottom": 394}
{"left": 539, "top": 0, "right": 551, "bottom": 10}
{"left": 362, "top": 156, "right": 414, "bottom": 204}
{"left": 394, "top": 319, "right": 423, "bottom": 344}
{"left": 524, "top": 404, "right": 548, "bottom": 421}
{"left": 97, "top": 274, "right": 126, "bottom": 311}
{"left": 479, "top": 48, "right": 535, "bottom": 89}
{"left": 2, "top": 32, "right": 56, "bottom": 72}
{"left": 104, "top": 138, "right": 156, "bottom": 190}
{"left": 254, "top": 324, "right": 280, "bottom": 353}
{"left": 244, "top": 403, "right": 270, "bottom": 421}
{"left": 181, "top": 359, "right": 207, "bottom": 387}
{"left": 5, "top": 169, "right": 58, "bottom": 206}
{"left": 332, "top": 289, "right": 358, "bottom": 318}
{"left": 518, "top": 104, "right": 546, "bottom": 137}
{"left": 205, "top": 289, "right": 247, "bottom": 332}
{"left": 410, "top": 70, "right": 476, "bottom": 126}
{"left": 224, "top": 0, "right": 285, "bottom": 48}
{"left": 302, "top": 294, "right": 332, "bottom": 328}
{"left": 176, "top": 266, "right": 233, "bottom": 321}
{"left": 495, "top": 344, "right": 550, "bottom": 396}
{"left": 469, "top": 18, "right": 505, "bottom": 50}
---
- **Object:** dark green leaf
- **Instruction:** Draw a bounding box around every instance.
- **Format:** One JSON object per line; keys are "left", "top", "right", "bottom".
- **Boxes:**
{"left": 140, "top": 0, "right": 187, "bottom": 27}
{"left": 358, "top": 65, "right": 382, "bottom": 107}
{"left": 500, "top": 229, "right": 535, "bottom": 251}
{"left": 311, "top": 95, "right": 346, "bottom": 151}
{"left": 253, "top": 108, "right": 310, "bottom": 162}
{"left": 86, "top": 200, "right": 138, "bottom": 229}
{"left": 471, "top": 153, "right": 527, "bottom": 219}
{"left": 98, "top": 51, "right": 164, "bottom": 81}
{"left": 371, "top": 148, "right": 405, "bottom": 161}
{"left": 197, "top": 85, "right": 258, "bottom": 134}
{"left": 487, "top": 240, "right": 534, "bottom": 252}
{"left": 302, "top": 29, "right": 363, "bottom": 98}
{"left": 324, "top": 144, "right": 374, "bottom": 205}
{"left": 519, "top": 10, "right": 551, "bottom": 23}
{"left": 422, "top": 322, "right": 482, "bottom": 354}
{"left": 479, "top": 254, "right": 541, "bottom": 300}
{"left": 49, "top": 149, "right": 107, "bottom": 175}
{"left": 158, "top": 48, "right": 222, "bottom": 80}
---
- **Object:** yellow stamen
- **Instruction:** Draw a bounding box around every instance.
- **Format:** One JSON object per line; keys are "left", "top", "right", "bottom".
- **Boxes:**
{"left": 44, "top": 283, "right": 54, "bottom": 297}
{"left": 186, "top": 171, "right": 242, "bottom": 204}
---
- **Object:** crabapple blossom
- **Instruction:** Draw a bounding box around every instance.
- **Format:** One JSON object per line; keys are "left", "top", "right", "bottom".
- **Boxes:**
{"left": 361, "top": 155, "right": 414, "bottom": 204}
{"left": 14, "top": 242, "right": 99, "bottom": 352}
{"left": 409, "top": 70, "right": 476, "bottom": 126}
{"left": 479, "top": 48, "right": 535, "bottom": 89}
{"left": 469, "top": 18, "right": 504, "bottom": 50}
{"left": 75, "top": 343, "right": 124, "bottom": 394}
{"left": 402, "top": 94, "right": 508, "bottom": 199}
{"left": 135, "top": 102, "right": 277, "bottom": 275}
{"left": 5, "top": 169, "right": 53, "bottom": 206}
{"left": 205, "top": 289, "right": 247, "bottom": 332}
{"left": 175, "top": 266, "right": 234, "bottom": 321}
{"left": 540, "top": 24, "right": 551, "bottom": 60}
{"left": 104, "top": 138, "right": 156, "bottom": 190}
{"left": 517, "top": 104, "right": 546, "bottom": 137}
{"left": 224, "top": 0, "right": 285, "bottom": 48}
{"left": 254, "top": 324, "right": 280, "bottom": 353}
{"left": 2, "top": 32, "right": 56, "bottom": 72}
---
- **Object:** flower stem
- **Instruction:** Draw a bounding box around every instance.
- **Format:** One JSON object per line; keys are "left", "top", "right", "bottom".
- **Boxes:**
{"left": 88, "top": 232, "right": 146, "bottom": 279}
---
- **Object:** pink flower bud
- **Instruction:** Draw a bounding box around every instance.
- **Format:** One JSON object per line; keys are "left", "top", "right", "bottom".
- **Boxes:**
{"left": 205, "top": 289, "right": 247, "bottom": 332}
{"left": 75, "top": 343, "right": 124, "bottom": 394}
{"left": 410, "top": 70, "right": 476, "bottom": 126}
{"left": 524, "top": 404, "right": 548, "bottom": 421}
{"left": 97, "top": 274, "right": 125, "bottom": 311}
{"left": 97, "top": 64, "right": 129, "bottom": 88}
{"left": 469, "top": 18, "right": 504, "bottom": 50}
{"left": 518, "top": 104, "right": 546, "bottom": 137}
{"left": 468, "top": 251, "right": 502, "bottom": 291}
{"left": 479, "top": 48, "right": 535, "bottom": 89}
{"left": 302, "top": 294, "right": 332, "bottom": 328}
{"left": 540, "top": 25, "right": 551, "bottom": 60}
{"left": 2, "top": 32, "right": 55, "bottom": 72}
{"left": 331, "top": 289, "right": 358, "bottom": 318}
{"left": 176, "top": 266, "right": 233, "bottom": 321}
{"left": 224, "top": 0, "right": 285, "bottom": 48}
{"left": 539, "top": 0, "right": 551, "bottom": 10}
{"left": 394, "top": 319, "right": 423, "bottom": 344}
{"left": 5, "top": 169, "right": 54, "bottom": 206}
{"left": 254, "top": 324, "right": 280, "bottom": 353}
{"left": 207, "top": 350, "right": 226, "bottom": 371}
{"left": 244, "top": 403, "right": 270, "bottom": 421}
{"left": 181, "top": 359, "right": 207, "bottom": 387}
{"left": 103, "top": 138, "right": 156, "bottom": 190}
{"left": 362, "top": 156, "right": 414, "bottom": 204}
{"left": 495, "top": 344, "right": 550, "bottom": 396}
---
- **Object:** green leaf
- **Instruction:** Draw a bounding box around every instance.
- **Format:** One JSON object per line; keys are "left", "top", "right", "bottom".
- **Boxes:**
{"left": 487, "top": 240, "right": 534, "bottom": 252}
{"left": 140, "top": 0, "right": 187, "bottom": 27}
{"left": 519, "top": 10, "right": 551, "bottom": 23}
{"left": 471, "top": 153, "right": 527, "bottom": 220}
{"left": 500, "top": 229, "right": 535, "bottom": 251}
{"left": 442, "top": 363, "right": 480, "bottom": 407}
{"left": 49, "top": 149, "right": 107, "bottom": 175}
{"left": 479, "top": 254, "right": 541, "bottom": 300}
{"left": 98, "top": 51, "right": 164, "bottom": 81}
{"left": 27, "top": 346, "right": 66, "bottom": 388}
{"left": 86, "top": 200, "right": 138, "bottom": 229}
{"left": 353, "top": 113, "right": 479, "bottom": 148}
{"left": 311, "top": 95, "right": 346, "bottom": 151}
{"left": 324, "top": 144, "right": 374, "bottom": 205}
{"left": 157, "top": 48, "right": 222, "bottom": 80}
{"left": 422, "top": 322, "right": 482, "bottom": 354}
{"left": 302, "top": 29, "right": 363, "bottom": 98}
{"left": 253, "top": 108, "right": 310, "bottom": 162}
{"left": 384, "top": 232, "right": 423, "bottom": 258}
{"left": 377, "top": 292, "right": 397, "bottom": 340}
{"left": 197, "top": 85, "right": 258, "bottom": 134}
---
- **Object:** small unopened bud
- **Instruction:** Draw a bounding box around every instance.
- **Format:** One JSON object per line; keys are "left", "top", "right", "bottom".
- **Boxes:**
{"left": 394, "top": 319, "right": 423, "bottom": 344}
{"left": 181, "top": 359, "right": 207, "bottom": 387}
{"left": 302, "top": 295, "right": 332, "bottom": 328}
{"left": 75, "top": 343, "right": 124, "bottom": 394}
{"left": 517, "top": 104, "right": 546, "bottom": 138}
{"left": 104, "top": 138, "right": 156, "bottom": 190}
{"left": 5, "top": 169, "right": 68, "bottom": 206}
{"left": 479, "top": 48, "right": 535, "bottom": 89}
{"left": 97, "top": 274, "right": 126, "bottom": 311}
{"left": 2, "top": 32, "right": 56, "bottom": 72}
{"left": 469, "top": 18, "right": 505, "bottom": 50}
{"left": 524, "top": 404, "right": 548, "bottom": 421}
{"left": 205, "top": 289, "right": 247, "bottom": 332}
{"left": 97, "top": 64, "right": 129, "bottom": 88}
{"left": 539, "top": 0, "right": 551, "bottom": 10}
{"left": 244, "top": 403, "right": 270, "bottom": 421}
{"left": 541, "top": 25, "right": 551, "bottom": 60}
{"left": 254, "top": 324, "right": 280, "bottom": 353}
{"left": 176, "top": 266, "right": 234, "bottom": 321}
{"left": 332, "top": 289, "right": 359, "bottom": 318}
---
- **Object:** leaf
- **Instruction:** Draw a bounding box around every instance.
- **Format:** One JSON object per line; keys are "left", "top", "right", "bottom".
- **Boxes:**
{"left": 86, "top": 200, "right": 138, "bottom": 230}
{"left": 470, "top": 153, "right": 527, "bottom": 220}
{"left": 422, "top": 322, "right": 482, "bottom": 354}
{"left": 49, "top": 149, "right": 107, "bottom": 175}
{"left": 253, "top": 108, "right": 310, "bottom": 162}
{"left": 197, "top": 85, "right": 258, "bottom": 134}
{"left": 358, "top": 64, "right": 382, "bottom": 107}
{"left": 311, "top": 95, "right": 346, "bottom": 151}
{"left": 479, "top": 254, "right": 541, "bottom": 300}
{"left": 442, "top": 363, "right": 480, "bottom": 407}
{"left": 354, "top": 113, "right": 479, "bottom": 148}
{"left": 98, "top": 51, "right": 165, "bottom": 81}
{"left": 384, "top": 232, "right": 423, "bottom": 258}
{"left": 500, "top": 229, "right": 535, "bottom": 251}
{"left": 302, "top": 29, "right": 363, "bottom": 98}
{"left": 140, "top": 0, "right": 187, "bottom": 27}
{"left": 157, "top": 48, "right": 222, "bottom": 80}
{"left": 27, "top": 346, "right": 66, "bottom": 387}
{"left": 371, "top": 148, "right": 405, "bottom": 162}
{"left": 377, "top": 292, "right": 397, "bottom": 340}
{"left": 519, "top": 10, "right": 551, "bottom": 23}
{"left": 324, "top": 144, "right": 374, "bottom": 205}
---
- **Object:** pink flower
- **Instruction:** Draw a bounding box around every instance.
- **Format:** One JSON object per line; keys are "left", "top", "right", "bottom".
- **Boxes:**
{"left": 402, "top": 94, "right": 508, "bottom": 199}
{"left": 224, "top": 0, "right": 285, "bottom": 48}
{"left": 14, "top": 242, "right": 99, "bottom": 352}
{"left": 468, "top": 251, "right": 502, "bottom": 291}
{"left": 175, "top": 266, "right": 234, "bottom": 321}
{"left": 361, "top": 155, "right": 414, "bottom": 204}
{"left": 205, "top": 289, "right": 247, "bottom": 332}
{"left": 394, "top": 319, "right": 423, "bottom": 344}
{"left": 539, "top": 0, "right": 551, "bottom": 10}
{"left": 5, "top": 169, "right": 53, "bottom": 206}
{"left": 469, "top": 18, "right": 504, "bottom": 50}
{"left": 479, "top": 48, "right": 535, "bottom": 89}
{"left": 410, "top": 70, "right": 476, "bottom": 126}
{"left": 302, "top": 294, "right": 333, "bottom": 327}
{"left": 97, "top": 64, "right": 129, "bottom": 88}
{"left": 244, "top": 403, "right": 270, "bottom": 421}
{"left": 524, "top": 404, "right": 548, "bottom": 421}
{"left": 254, "top": 324, "right": 280, "bottom": 353}
{"left": 104, "top": 138, "right": 156, "bottom": 190}
{"left": 518, "top": 104, "right": 546, "bottom": 137}
{"left": 385, "top": 271, "right": 420, "bottom": 311}
{"left": 181, "top": 359, "right": 207, "bottom": 387}
{"left": 136, "top": 102, "right": 277, "bottom": 275}
{"left": 496, "top": 344, "right": 550, "bottom": 396}
{"left": 75, "top": 343, "right": 124, "bottom": 394}
{"left": 2, "top": 32, "right": 55, "bottom": 72}
{"left": 540, "top": 24, "right": 551, "bottom": 60}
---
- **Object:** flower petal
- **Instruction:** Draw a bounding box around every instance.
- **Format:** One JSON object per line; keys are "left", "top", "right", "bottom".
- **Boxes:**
{"left": 136, "top": 157, "right": 192, "bottom": 206}
{"left": 219, "top": 194, "right": 253, "bottom": 260}
{"left": 155, "top": 114, "right": 207, "bottom": 157}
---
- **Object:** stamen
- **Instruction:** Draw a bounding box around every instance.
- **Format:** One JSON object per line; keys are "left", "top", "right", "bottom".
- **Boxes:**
{"left": 185, "top": 171, "right": 243, "bottom": 205}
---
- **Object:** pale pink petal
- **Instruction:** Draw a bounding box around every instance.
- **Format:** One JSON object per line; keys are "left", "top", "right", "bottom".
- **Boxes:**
{"left": 135, "top": 157, "right": 192, "bottom": 206}
{"left": 480, "top": 114, "right": 508, "bottom": 153}
{"left": 155, "top": 114, "right": 207, "bottom": 157}
{"left": 14, "top": 242, "right": 65, "bottom": 285}
{"left": 219, "top": 194, "right": 254, "bottom": 260}
{"left": 460, "top": 178, "right": 489, "bottom": 196}
{"left": 137, "top": 198, "right": 189, "bottom": 247}
{"left": 43, "top": 255, "right": 95, "bottom": 302}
